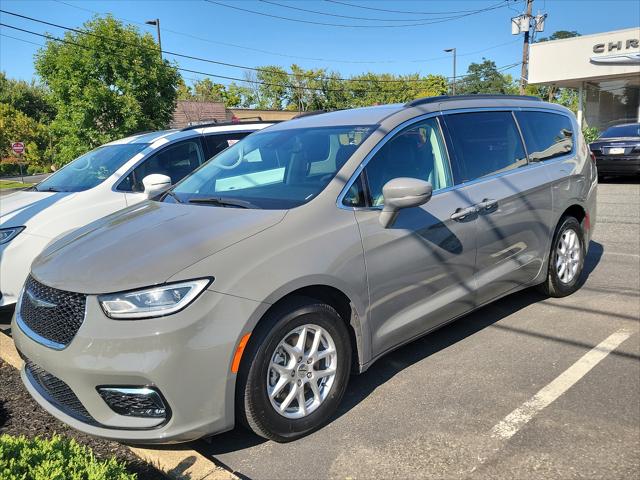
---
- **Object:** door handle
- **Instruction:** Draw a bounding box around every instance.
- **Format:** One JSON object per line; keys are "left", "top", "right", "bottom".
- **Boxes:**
{"left": 476, "top": 198, "right": 498, "bottom": 211}
{"left": 450, "top": 206, "right": 477, "bottom": 221}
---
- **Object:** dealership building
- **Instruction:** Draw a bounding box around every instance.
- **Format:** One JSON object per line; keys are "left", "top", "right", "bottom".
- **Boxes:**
{"left": 528, "top": 27, "right": 640, "bottom": 130}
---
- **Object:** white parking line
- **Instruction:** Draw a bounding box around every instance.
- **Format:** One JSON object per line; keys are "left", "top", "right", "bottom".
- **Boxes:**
{"left": 491, "top": 328, "right": 633, "bottom": 440}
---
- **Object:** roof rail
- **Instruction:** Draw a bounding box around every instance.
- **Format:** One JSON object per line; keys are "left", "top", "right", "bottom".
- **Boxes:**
{"left": 180, "top": 119, "right": 278, "bottom": 131}
{"left": 292, "top": 110, "right": 328, "bottom": 119}
{"left": 405, "top": 94, "right": 542, "bottom": 108}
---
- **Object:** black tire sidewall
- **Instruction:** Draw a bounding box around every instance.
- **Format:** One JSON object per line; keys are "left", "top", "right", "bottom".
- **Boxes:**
{"left": 241, "top": 301, "right": 351, "bottom": 441}
{"left": 548, "top": 216, "right": 585, "bottom": 296}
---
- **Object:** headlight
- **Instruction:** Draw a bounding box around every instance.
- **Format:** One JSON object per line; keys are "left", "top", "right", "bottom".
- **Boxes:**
{"left": 98, "top": 278, "right": 212, "bottom": 319}
{"left": 0, "top": 226, "right": 25, "bottom": 245}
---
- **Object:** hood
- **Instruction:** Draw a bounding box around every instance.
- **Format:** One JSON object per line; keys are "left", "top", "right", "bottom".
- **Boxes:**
{"left": 31, "top": 201, "right": 286, "bottom": 294}
{"left": 0, "top": 190, "right": 72, "bottom": 228}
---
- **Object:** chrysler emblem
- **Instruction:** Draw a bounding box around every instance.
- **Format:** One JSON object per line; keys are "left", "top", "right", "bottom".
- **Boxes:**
{"left": 25, "top": 290, "right": 57, "bottom": 309}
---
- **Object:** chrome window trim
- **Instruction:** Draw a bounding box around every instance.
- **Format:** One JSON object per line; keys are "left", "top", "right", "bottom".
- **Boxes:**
{"left": 337, "top": 105, "right": 581, "bottom": 212}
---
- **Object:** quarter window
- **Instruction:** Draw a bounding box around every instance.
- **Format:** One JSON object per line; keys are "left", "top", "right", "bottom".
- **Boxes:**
{"left": 515, "top": 111, "right": 574, "bottom": 161}
{"left": 343, "top": 117, "right": 453, "bottom": 207}
{"left": 118, "top": 139, "right": 205, "bottom": 192}
{"left": 444, "top": 111, "right": 527, "bottom": 184}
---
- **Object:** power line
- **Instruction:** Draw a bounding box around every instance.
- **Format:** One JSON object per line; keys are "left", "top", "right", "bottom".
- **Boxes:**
{"left": 0, "top": 23, "right": 520, "bottom": 95}
{"left": 52, "top": 0, "right": 519, "bottom": 65}
{"left": 325, "top": 0, "right": 514, "bottom": 15}
{"left": 0, "top": 9, "right": 499, "bottom": 85}
{"left": 205, "top": 0, "right": 510, "bottom": 28}
{"left": 258, "top": 0, "right": 481, "bottom": 22}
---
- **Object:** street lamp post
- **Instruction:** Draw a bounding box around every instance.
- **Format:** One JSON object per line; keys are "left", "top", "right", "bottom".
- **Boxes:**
{"left": 145, "top": 18, "right": 162, "bottom": 58}
{"left": 444, "top": 48, "right": 457, "bottom": 95}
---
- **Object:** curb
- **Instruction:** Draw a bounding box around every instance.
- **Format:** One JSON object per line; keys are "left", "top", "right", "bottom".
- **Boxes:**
{"left": 0, "top": 330, "right": 234, "bottom": 480}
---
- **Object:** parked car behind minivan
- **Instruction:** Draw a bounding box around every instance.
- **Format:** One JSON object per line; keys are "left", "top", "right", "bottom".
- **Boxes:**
{"left": 12, "top": 95, "right": 597, "bottom": 444}
{"left": 0, "top": 121, "right": 274, "bottom": 308}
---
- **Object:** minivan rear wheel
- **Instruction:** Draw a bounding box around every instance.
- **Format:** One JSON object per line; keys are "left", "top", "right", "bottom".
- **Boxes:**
{"left": 537, "top": 216, "right": 585, "bottom": 297}
{"left": 237, "top": 297, "right": 351, "bottom": 442}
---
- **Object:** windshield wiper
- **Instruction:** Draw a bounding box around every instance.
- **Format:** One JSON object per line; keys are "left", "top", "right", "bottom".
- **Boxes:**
{"left": 37, "top": 186, "right": 62, "bottom": 192}
{"left": 188, "top": 197, "right": 258, "bottom": 209}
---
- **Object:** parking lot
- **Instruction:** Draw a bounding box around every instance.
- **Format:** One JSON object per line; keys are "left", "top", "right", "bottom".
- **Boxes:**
{"left": 193, "top": 178, "right": 639, "bottom": 479}
{"left": 1, "top": 179, "right": 638, "bottom": 479}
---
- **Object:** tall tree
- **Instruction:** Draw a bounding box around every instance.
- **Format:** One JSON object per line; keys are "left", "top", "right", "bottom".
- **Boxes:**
{"left": 35, "top": 16, "right": 180, "bottom": 164}
{"left": 0, "top": 72, "right": 55, "bottom": 122}
{"left": 457, "top": 59, "right": 518, "bottom": 95}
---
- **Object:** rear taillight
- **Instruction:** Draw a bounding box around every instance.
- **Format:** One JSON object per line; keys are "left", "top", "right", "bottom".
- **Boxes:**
{"left": 590, "top": 151, "right": 596, "bottom": 163}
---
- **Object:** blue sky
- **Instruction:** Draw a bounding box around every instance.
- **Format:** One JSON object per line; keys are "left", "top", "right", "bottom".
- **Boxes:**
{"left": 1, "top": 0, "right": 638, "bottom": 87}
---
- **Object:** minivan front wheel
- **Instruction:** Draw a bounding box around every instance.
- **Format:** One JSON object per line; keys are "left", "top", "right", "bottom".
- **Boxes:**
{"left": 538, "top": 216, "right": 585, "bottom": 297}
{"left": 237, "top": 298, "right": 351, "bottom": 442}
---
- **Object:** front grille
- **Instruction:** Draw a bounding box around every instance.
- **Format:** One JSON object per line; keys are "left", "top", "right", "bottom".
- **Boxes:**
{"left": 25, "top": 359, "right": 97, "bottom": 425}
{"left": 19, "top": 276, "right": 86, "bottom": 348}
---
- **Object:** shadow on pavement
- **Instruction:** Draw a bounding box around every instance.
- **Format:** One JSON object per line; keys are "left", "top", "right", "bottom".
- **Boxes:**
{"left": 198, "top": 241, "right": 607, "bottom": 456}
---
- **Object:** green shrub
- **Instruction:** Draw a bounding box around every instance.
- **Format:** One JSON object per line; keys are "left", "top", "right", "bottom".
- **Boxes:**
{"left": 583, "top": 126, "right": 600, "bottom": 144}
{"left": 0, "top": 434, "right": 135, "bottom": 480}
{"left": 0, "top": 161, "right": 23, "bottom": 177}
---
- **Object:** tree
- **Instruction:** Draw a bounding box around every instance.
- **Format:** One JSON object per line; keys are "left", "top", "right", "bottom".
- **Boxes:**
{"left": 34, "top": 16, "right": 180, "bottom": 165}
{"left": 0, "top": 72, "right": 55, "bottom": 122}
{"left": 0, "top": 103, "right": 50, "bottom": 167}
{"left": 537, "top": 30, "right": 580, "bottom": 42}
{"left": 457, "top": 59, "right": 518, "bottom": 95}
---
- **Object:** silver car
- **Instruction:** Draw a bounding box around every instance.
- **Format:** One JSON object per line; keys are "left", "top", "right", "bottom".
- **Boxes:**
{"left": 12, "top": 95, "right": 597, "bottom": 444}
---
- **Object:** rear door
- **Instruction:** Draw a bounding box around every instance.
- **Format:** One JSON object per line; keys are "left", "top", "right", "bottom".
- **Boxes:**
{"left": 442, "top": 110, "right": 552, "bottom": 306}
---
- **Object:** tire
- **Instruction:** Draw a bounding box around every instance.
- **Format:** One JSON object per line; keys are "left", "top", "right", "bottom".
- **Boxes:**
{"left": 236, "top": 297, "right": 352, "bottom": 442}
{"left": 537, "top": 216, "right": 585, "bottom": 298}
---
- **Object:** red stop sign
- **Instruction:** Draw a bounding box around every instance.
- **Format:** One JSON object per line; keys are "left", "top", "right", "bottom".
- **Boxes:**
{"left": 11, "top": 142, "right": 25, "bottom": 155}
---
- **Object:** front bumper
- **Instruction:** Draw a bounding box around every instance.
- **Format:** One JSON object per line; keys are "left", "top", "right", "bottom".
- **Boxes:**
{"left": 12, "top": 288, "right": 265, "bottom": 443}
{"left": 595, "top": 155, "right": 640, "bottom": 175}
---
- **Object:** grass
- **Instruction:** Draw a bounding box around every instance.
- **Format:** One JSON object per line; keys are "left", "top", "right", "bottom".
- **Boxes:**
{"left": 0, "top": 434, "right": 137, "bottom": 480}
{"left": 0, "top": 180, "right": 33, "bottom": 190}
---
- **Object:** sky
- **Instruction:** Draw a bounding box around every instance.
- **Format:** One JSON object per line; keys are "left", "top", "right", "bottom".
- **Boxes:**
{"left": 0, "top": 0, "right": 639, "bottom": 87}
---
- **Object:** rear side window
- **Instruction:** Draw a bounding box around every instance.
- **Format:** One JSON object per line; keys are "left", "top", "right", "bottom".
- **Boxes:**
{"left": 444, "top": 111, "right": 527, "bottom": 184}
{"left": 515, "top": 111, "right": 574, "bottom": 161}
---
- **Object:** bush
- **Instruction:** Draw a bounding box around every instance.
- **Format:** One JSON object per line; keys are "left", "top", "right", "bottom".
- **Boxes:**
{"left": 0, "top": 161, "right": 24, "bottom": 177}
{"left": 583, "top": 126, "right": 600, "bottom": 144}
{"left": 0, "top": 434, "right": 135, "bottom": 480}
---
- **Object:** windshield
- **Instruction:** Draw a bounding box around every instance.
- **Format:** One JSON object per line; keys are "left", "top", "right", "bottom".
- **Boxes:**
{"left": 36, "top": 143, "right": 149, "bottom": 192}
{"left": 600, "top": 124, "right": 640, "bottom": 139}
{"left": 170, "top": 125, "right": 376, "bottom": 209}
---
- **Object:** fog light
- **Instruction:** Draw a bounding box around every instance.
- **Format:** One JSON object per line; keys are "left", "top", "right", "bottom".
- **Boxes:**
{"left": 97, "top": 387, "right": 168, "bottom": 419}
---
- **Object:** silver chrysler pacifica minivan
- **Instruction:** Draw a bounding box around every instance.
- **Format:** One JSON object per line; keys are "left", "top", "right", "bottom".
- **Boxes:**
{"left": 13, "top": 95, "right": 597, "bottom": 443}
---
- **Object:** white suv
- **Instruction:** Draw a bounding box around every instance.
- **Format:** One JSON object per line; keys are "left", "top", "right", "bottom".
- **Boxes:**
{"left": 0, "top": 121, "right": 274, "bottom": 307}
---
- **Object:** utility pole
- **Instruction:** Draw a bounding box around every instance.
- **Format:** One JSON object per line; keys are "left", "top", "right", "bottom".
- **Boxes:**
{"left": 444, "top": 48, "right": 457, "bottom": 95}
{"left": 519, "top": 0, "right": 533, "bottom": 94}
{"left": 145, "top": 19, "right": 162, "bottom": 58}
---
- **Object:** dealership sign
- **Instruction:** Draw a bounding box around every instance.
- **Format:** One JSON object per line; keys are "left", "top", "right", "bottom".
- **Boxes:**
{"left": 11, "top": 142, "right": 25, "bottom": 155}
{"left": 591, "top": 37, "right": 640, "bottom": 65}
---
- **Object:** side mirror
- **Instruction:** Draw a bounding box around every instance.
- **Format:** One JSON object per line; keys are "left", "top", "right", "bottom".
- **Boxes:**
{"left": 379, "top": 177, "right": 433, "bottom": 228}
{"left": 142, "top": 174, "right": 172, "bottom": 199}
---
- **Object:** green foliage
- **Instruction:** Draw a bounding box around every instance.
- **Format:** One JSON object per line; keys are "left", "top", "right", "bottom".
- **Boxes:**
{"left": 457, "top": 59, "right": 518, "bottom": 95}
{"left": 538, "top": 30, "right": 580, "bottom": 42}
{"left": 237, "top": 66, "right": 448, "bottom": 111}
{"left": 0, "top": 434, "right": 135, "bottom": 480}
{"left": 34, "top": 15, "right": 180, "bottom": 165}
{"left": 0, "top": 103, "right": 51, "bottom": 167}
{"left": 583, "top": 126, "right": 600, "bottom": 144}
{"left": 0, "top": 72, "right": 55, "bottom": 122}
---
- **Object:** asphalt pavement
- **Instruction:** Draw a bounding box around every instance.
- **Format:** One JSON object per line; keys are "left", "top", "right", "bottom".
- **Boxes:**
{"left": 1, "top": 179, "right": 638, "bottom": 480}
{"left": 196, "top": 178, "right": 639, "bottom": 480}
